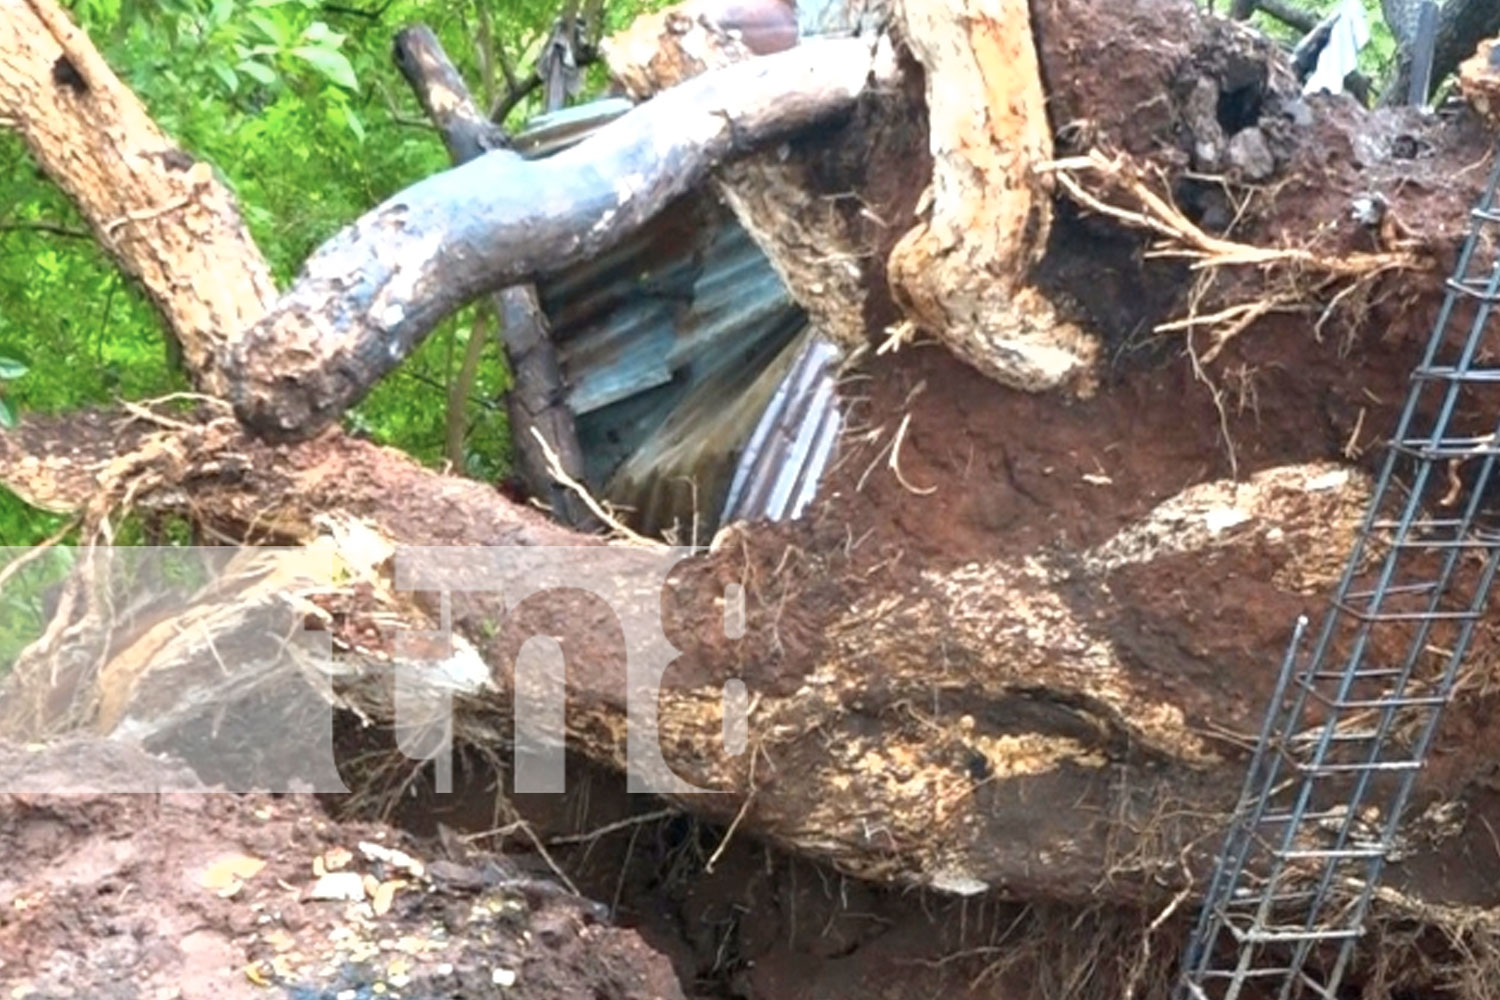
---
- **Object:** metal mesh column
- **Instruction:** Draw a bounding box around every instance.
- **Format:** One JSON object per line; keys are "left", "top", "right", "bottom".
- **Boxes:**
{"left": 1176, "top": 151, "right": 1500, "bottom": 1000}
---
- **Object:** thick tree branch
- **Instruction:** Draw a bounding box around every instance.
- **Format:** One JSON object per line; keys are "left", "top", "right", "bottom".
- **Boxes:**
{"left": 0, "top": 406, "right": 1492, "bottom": 920}
{"left": 1383, "top": 0, "right": 1500, "bottom": 106}
{"left": 882, "top": 0, "right": 1099, "bottom": 394}
{"left": 391, "top": 25, "right": 513, "bottom": 162}
{"left": 1252, "top": 0, "right": 1318, "bottom": 33}
{"left": 0, "top": 0, "right": 277, "bottom": 392}
{"left": 0, "top": 410, "right": 1345, "bottom": 896}
{"left": 223, "top": 38, "right": 888, "bottom": 442}
{"left": 490, "top": 71, "right": 544, "bottom": 125}
{"left": 392, "top": 25, "right": 600, "bottom": 531}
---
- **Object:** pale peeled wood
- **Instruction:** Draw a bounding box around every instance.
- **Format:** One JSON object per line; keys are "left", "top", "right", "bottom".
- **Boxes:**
{"left": 0, "top": 0, "right": 277, "bottom": 391}
{"left": 886, "top": 0, "right": 1099, "bottom": 395}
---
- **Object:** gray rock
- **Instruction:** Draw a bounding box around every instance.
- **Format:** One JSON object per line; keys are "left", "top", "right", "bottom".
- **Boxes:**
{"left": 1227, "top": 126, "right": 1276, "bottom": 181}
{"left": 1280, "top": 97, "right": 1314, "bottom": 128}
{"left": 1184, "top": 77, "right": 1227, "bottom": 172}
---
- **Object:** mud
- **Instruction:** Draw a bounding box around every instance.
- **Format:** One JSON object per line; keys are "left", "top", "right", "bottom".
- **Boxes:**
{"left": 0, "top": 740, "right": 684, "bottom": 1000}
{"left": 384, "top": 753, "right": 1117, "bottom": 1000}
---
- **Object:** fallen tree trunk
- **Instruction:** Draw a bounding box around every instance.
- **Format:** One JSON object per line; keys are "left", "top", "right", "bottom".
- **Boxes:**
{"left": 2, "top": 396, "right": 1498, "bottom": 928}
{"left": 0, "top": 0, "right": 278, "bottom": 388}
{"left": 0, "top": 410, "right": 1367, "bottom": 900}
{"left": 6, "top": 0, "right": 1500, "bottom": 981}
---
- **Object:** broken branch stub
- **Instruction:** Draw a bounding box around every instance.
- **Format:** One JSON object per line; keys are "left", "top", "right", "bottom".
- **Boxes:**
{"left": 600, "top": 2, "right": 917, "bottom": 353}
{"left": 224, "top": 38, "right": 887, "bottom": 442}
{"left": 885, "top": 0, "right": 1100, "bottom": 395}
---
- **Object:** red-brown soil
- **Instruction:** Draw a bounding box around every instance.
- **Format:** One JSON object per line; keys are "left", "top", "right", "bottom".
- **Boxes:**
{"left": 0, "top": 741, "right": 685, "bottom": 1000}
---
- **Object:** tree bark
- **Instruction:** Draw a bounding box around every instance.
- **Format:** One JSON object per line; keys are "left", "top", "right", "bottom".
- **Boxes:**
{"left": 1382, "top": 0, "right": 1500, "bottom": 106}
{"left": 599, "top": 2, "right": 918, "bottom": 356}
{"left": 0, "top": 411, "right": 1370, "bottom": 900}
{"left": 0, "top": 403, "right": 1494, "bottom": 921}
{"left": 1246, "top": 0, "right": 1318, "bottom": 33}
{"left": 882, "top": 0, "right": 1099, "bottom": 395}
{"left": 1230, "top": 0, "right": 1318, "bottom": 34}
{"left": 0, "top": 0, "right": 277, "bottom": 391}
{"left": 605, "top": 0, "right": 1101, "bottom": 393}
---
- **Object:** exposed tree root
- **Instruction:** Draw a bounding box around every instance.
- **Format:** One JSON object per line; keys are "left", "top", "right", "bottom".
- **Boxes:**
{"left": 1042, "top": 150, "right": 1433, "bottom": 363}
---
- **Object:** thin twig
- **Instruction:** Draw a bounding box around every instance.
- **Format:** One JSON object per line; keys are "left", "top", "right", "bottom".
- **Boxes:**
{"left": 515, "top": 818, "right": 579, "bottom": 896}
{"left": 706, "top": 791, "right": 755, "bottom": 874}
{"left": 706, "top": 736, "right": 764, "bottom": 874}
{"left": 0, "top": 220, "right": 91, "bottom": 240}
{"left": 529, "top": 427, "right": 661, "bottom": 547}
{"left": 0, "top": 517, "right": 80, "bottom": 594}
{"left": 547, "top": 807, "right": 679, "bottom": 845}
{"left": 889, "top": 413, "right": 937, "bottom": 496}
{"left": 460, "top": 818, "right": 580, "bottom": 896}
{"left": 1122, "top": 868, "right": 1193, "bottom": 1000}
{"left": 1040, "top": 150, "right": 1420, "bottom": 275}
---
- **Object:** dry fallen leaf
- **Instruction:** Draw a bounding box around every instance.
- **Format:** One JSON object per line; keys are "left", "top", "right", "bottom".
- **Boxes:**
{"left": 371, "top": 879, "right": 406, "bottom": 916}
{"left": 357, "top": 841, "right": 425, "bottom": 878}
{"left": 197, "top": 854, "right": 266, "bottom": 897}
{"left": 260, "top": 928, "right": 297, "bottom": 954}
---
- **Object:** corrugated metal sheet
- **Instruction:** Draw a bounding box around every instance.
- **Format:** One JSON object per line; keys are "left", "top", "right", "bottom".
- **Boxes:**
{"left": 514, "top": 87, "right": 844, "bottom": 536}
{"left": 720, "top": 335, "right": 842, "bottom": 524}
{"left": 798, "top": 0, "right": 886, "bottom": 38}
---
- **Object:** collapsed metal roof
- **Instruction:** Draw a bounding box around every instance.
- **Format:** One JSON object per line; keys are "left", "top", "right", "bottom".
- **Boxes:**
{"left": 515, "top": 99, "right": 843, "bottom": 540}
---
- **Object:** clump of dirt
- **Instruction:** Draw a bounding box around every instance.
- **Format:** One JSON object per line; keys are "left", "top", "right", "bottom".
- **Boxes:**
{"left": 0, "top": 739, "right": 684, "bottom": 1000}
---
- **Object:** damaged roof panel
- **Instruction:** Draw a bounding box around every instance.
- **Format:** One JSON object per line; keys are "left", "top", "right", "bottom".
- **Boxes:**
{"left": 516, "top": 95, "right": 844, "bottom": 536}
{"left": 721, "top": 335, "right": 842, "bottom": 524}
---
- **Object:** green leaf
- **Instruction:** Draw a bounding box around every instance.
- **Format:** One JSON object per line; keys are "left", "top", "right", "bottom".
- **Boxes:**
{"left": 209, "top": 60, "right": 238, "bottom": 93}
{"left": 0, "top": 400, "right": 15, "bottom": 430}
{"left": 0, "top": 358, "right": 28, "bottom": 380}
{"left": 290, "top": 45, "right": 357, "bottom": 90}
{"left": 237, "top": 59, "right": 277, "bottom": 86}
{"left": 247, "top": 11, "right": 289, "bottom": 47}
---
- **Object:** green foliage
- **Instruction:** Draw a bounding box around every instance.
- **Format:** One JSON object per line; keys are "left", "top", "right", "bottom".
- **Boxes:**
{"left": 1240, "top": 0, "right": 1399, "bottom": 83}
{"left": 0, "top": 0, "right": 659, "bottom": 543}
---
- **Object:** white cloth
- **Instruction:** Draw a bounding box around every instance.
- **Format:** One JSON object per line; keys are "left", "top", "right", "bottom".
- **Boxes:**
{"left": 1303, "top": 0, "right": 1371, "bottom": 96}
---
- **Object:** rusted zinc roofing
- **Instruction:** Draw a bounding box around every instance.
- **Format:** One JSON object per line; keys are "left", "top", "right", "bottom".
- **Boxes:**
{"left": 515, "top": 98, "right": 842, "bottom": 539}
